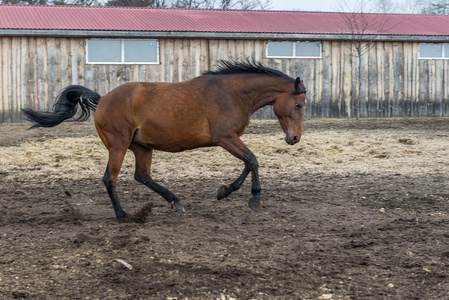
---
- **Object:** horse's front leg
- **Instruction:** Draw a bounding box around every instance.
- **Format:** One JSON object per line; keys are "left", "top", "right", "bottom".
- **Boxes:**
{"left": 217, "top": 163, "right": 250, "bottom": 200}
{"left": 218, "top": 135, "right": 261, "bottom": 212}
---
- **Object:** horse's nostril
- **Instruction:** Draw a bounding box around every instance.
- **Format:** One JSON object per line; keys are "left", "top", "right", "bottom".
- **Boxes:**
{"left": 292, "top": 135, "right": 299, "bottom": 144}
{"left": 287, "top": 135, "right": 299, "bottom": 145}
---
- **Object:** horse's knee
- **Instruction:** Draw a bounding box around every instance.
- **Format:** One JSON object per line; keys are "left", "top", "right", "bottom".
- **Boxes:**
{"left": 248, "top": 153, "right": 259, "bottom": 170}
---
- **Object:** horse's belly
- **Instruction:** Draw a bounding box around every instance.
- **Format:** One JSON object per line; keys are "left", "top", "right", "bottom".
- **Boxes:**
{"left": 133, "top": 126, "right": 213, "bottom": 152}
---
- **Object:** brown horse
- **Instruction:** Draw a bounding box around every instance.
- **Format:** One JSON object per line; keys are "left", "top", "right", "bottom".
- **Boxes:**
{"left": 22, "top": 60, "right": 307, "bottom": 219}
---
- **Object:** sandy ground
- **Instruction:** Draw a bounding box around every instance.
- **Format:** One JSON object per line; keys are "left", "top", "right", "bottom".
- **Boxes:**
{"left": 0, "top": 118, "right": 448, "bottom": 299}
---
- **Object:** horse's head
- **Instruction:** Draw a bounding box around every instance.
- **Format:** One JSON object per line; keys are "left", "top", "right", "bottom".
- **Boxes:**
{"left": 273, "top": 77, "right": 307, "bottom": 145}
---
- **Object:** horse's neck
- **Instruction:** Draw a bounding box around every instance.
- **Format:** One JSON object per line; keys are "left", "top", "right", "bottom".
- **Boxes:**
{"left": 242, "top": 77, "right": 291, "bottom": 112}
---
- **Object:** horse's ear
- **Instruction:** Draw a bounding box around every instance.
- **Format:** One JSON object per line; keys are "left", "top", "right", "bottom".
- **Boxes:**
{"left": 294, "top": 77, "right": 301, "bottom": 91}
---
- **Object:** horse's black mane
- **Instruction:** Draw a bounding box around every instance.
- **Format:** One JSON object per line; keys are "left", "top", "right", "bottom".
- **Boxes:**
{"left": 203, "top": 60, "right": 295, "bottom": 82}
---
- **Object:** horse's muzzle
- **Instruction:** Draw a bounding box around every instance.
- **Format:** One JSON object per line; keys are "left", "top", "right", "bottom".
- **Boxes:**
{"left": 285, "top": 131, "right": 300, "bottom": 145}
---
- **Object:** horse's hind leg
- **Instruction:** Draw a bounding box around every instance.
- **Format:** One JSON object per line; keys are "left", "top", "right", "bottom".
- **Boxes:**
{"left": 130, "top": 143, "right": 184, "bottom": 212}
{"left": 103, "top": 148, "right": 129, "bottom": 219}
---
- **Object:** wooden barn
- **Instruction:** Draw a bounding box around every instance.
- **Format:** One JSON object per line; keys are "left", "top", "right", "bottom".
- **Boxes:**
{"left": 1, "top": 4, "right": 449, "bottom": 123}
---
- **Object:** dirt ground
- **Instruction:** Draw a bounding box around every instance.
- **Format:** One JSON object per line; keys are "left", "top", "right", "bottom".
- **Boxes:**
{"left": 0, "top": 118, "right": 448, "bottom": 300}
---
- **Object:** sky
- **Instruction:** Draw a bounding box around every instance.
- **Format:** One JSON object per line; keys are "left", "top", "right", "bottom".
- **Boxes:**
{"left": 269, "top": 0, "right": 364, "bottom": 12}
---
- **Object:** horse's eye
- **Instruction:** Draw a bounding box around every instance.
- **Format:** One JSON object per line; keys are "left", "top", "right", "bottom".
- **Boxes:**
{"left": 295, "top": 103, "right": 302, "bottom": 109}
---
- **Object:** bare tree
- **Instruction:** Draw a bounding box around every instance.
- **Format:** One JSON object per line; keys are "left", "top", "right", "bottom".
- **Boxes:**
{"left": 420, "top": 0, "right": 449, "bottom": 14}
{"left": 0, "top": 0, "right": 271, "bottom": 8}
{"left": 218, "top": 0, "right": 232, "bottom": 8}
{"left": 54, "top": 0, "right": 95, "bottom": 5}
{"left": 373, "top": 0, "right": 448, "bottom": 15}
{"left": 373, "top": 0, "right": 397, "bottom": 13}
{"left": 369, "top": 0, "right": 427, "bottom": 14}
{"left": 399, "top": 0, "right": 425, "bottom": 13}
{"left": 339, "top": 0, "right": 393, "bottom": 119}
{"left": 235, "top": 0, "right": 271, "bottom": 9}
{"left": 106, "top": 0, "right": 167, "bottom": 6}
{"left": 103, "top": 0, "right": 271, "bottom": 9}
{"left": 170, "top": 0, "right": 271, "bottom": 9}
{"left": 170, "top": 0, "right": 203, "bottom": 8}
{"left": 1, "top": 0, "right": 47, "bottom": 4}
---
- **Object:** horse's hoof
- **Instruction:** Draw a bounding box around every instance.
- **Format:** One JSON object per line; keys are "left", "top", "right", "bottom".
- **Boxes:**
{"left": 116, "top": 210, "right": 131, "bottom": 220}
{"left": 116, "top": 212, "right": 133, "bottom": 223}
{"left": 248, "top": 197, "right": 261, "bottom": 213}
{"left": 217, "top": 185, "right": 228, "bottom": 200}
{"left": 171, "top": 202, "right": 185, "bottom": 212}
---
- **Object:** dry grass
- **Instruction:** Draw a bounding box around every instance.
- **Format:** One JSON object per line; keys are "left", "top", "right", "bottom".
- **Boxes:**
{"left": 1, "top": 121, "right": 448, "bottom": 184}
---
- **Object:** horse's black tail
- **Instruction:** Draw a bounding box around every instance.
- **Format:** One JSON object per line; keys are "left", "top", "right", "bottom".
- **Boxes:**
{"left": 22, "top": 85, "right": 101, "bottom": 128}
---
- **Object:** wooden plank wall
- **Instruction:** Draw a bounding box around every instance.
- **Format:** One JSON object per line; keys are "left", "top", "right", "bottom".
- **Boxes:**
{"left": 1, "top": 36, "right": 448, "bottom": 123}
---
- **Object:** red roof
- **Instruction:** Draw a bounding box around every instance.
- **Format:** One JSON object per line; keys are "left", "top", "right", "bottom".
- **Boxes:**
{"left": 1, "top": 4, "right": 449, "bottom": 36}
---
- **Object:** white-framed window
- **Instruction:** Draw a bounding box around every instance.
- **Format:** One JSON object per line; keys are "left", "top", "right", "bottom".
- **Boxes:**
{"left": 419, "top": 43, "right": 449, "bottom": 59}
{"left": 266, "top": 41, "right": 322, "bottom": 58}
{"left": 86, "top": 39, "right": 159, "bottom": 64}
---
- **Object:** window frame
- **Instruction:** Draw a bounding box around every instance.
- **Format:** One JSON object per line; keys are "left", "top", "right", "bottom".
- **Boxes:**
{"left": 419, "top": 42, "right": 449, "bottom": 60}
{"left": 266, "top": 41, "right": 322, "bottom": 59}
{"left": 86, "top": 38, "right": 160, "bottom": 65}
